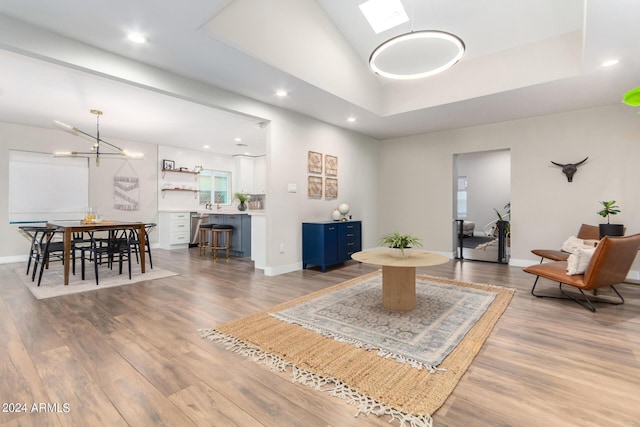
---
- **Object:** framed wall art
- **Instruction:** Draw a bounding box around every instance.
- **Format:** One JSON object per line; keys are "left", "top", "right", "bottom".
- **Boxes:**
{"left": 308, "top": 176, "right": 323, "bottom": 198}
{"left": 308, "top": 151, "right": 323, "bottom": 174}
{"left": 325, "top": 177, "right": 338, "bottom": 199}
{"left": 325, "top": 154, "right": 338, "bottom": 176}
{"left": 162, "top": 159, "right": 175, "bottom": 170}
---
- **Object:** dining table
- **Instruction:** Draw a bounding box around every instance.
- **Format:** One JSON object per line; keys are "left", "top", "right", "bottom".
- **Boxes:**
{"left": 46, "top": 220, "right": 146, "bottom": 286}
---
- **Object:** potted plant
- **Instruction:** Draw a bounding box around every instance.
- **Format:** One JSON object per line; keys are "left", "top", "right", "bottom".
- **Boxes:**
{"left": 234, "top": 193, "right": 250, "bottom": 211}
{"left": 597, "top": 200, "right": 624, "bottom": 238}
{"left": 378, "top": 231, "right": 422, "bottom": 258}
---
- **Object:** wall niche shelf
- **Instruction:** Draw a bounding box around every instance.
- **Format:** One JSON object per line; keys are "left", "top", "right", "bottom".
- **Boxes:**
{"left": 161, "top": 188, "right": 199, "bottom": 199}
{"left": 161, "top": 169, "right": 199, "bottom": 180}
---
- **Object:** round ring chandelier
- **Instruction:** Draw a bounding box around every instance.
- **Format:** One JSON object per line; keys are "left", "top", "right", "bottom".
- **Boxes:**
{"left": 369, "top": 30, "right": 465, "bottom": 80}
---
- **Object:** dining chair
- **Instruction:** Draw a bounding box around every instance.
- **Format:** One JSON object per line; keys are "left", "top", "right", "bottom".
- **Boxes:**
{"left": 81, "top": 228, "right": 132, "bottom": 285}
{"left": 32, "top": 228, "right": 66, "bottom": 286}
{"left": 128, "top": 223, "right": 155, "bottom": 269}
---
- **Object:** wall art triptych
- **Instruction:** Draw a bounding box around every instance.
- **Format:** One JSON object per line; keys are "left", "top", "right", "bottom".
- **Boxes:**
{"left": 307, "top": 151, "right": 338, "bottom": 199}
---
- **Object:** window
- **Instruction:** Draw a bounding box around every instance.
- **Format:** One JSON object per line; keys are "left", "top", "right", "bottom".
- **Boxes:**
{"left": 9, "top": 150, "right": 89, "bottom": 223}
{"left": 199, "top": 169, "right": 231, "bottom": 206}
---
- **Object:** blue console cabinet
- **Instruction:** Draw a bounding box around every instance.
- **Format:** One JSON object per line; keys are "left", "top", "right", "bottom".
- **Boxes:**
{"left": 302, "top": 221, "right": 362, "bottom": 272}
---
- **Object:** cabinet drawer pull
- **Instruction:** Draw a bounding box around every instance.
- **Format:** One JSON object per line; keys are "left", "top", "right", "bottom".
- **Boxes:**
{"left": 347, "top": 242, "right": 354, "bottom": 246}
{"left": 328, "top": 227, "right": 335, "bottom": 231}
{"left": 347, "top": 233, "right": 354, "bottom": 237}
{"left": 347, "top": 225, "right": 354, "bottom": 229}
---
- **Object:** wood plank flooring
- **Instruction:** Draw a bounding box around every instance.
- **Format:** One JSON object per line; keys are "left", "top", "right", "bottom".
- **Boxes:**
{"left": 1, "top": 248, "right": 639, "bottom": 426}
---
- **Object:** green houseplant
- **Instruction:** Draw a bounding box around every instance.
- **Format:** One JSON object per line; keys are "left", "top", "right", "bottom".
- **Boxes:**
{"left": 623, "top": 87, "right": 640, "bottom": 112}
{"left": 234, "top": 193, "right": 250, "bottom": 211}
{"left": 378, "top": 231, "right": 422, "bottom": 258}
{"left": 597, "top": 200, "right": 624, "bottom": 238}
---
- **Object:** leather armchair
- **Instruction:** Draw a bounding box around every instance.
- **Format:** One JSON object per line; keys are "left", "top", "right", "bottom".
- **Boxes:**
{"left": 524, "top": 233, "right": 640, "bottom": 311}
{"left": 531, "top": 224, "right": 600, "bottom": 262}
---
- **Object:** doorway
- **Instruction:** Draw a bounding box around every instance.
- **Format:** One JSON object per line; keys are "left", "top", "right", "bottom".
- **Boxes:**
{"left": 453, "top": 149, "right": 511, "bottom": 263}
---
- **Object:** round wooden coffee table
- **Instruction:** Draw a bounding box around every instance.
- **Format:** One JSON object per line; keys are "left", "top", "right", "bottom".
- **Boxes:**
{"left": 351, "top": 249, "right": 449, "bottom": 312}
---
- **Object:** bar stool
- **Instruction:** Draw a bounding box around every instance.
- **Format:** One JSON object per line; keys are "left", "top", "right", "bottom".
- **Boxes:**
{"left": 211, "top": 224, "right": 234, "bottom": 259}
{"left": 199, "top": 223, "right": 215, "bottom": 255}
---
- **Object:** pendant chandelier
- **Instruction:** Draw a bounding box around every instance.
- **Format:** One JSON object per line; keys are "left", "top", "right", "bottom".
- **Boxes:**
{"left": 369, "top": 30, "right": 465, "bottom": 80}
{"left": 54, "top": 109, "right": 143, "bottom": 166}
{"left": 364, "top": 0, "right": 465, "bottom": 80}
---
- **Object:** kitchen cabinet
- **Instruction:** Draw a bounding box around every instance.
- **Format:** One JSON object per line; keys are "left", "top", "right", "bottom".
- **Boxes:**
{"left": 159, "top": 212, "right": 190, "bottom": 249}
{"left": 235, "top": 156, "right": 255, "bottom": 194}
{"left": 302, "top": 221, "right": 362, "bottom": 272}
{"left": 253, "top": 156, "right": 266, "bottom": 194}
{"left": 208, "top": 213, "right": 251, "bottom": 257}
{"left": 235, "top": 155, "right": 266, "bottom": 194}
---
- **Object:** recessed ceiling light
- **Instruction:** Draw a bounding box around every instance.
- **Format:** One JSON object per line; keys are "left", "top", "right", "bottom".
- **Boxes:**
{"left": 347, "top": 117, "right": 357, "bottom": 123}
{"left": 601, "top": 59, "right": 620, "bottom": 67}
{"left": 203, "top": 145, "right": 210, "bottom": 149}
{"left": 275, "top": 89, "right": 288, "bottom": 97}
{"left": 127, "top": 32, "right": 149, "bottom": 44}
{"left": 359, "top": 0, "right": 409, "bottom": 34}
{"left": 244, "top": 152, "right": 251, "bottom": 156}
{"left": 234, "top": 137, "right": 242, "bottom": 142}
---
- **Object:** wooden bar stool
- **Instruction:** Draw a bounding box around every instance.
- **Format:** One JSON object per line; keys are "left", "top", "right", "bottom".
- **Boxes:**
{"left": 199, "top": 223, "right": 215, "bottom": 255}
{"left": 211, "top": 224, "right": 234, "bottom": 259}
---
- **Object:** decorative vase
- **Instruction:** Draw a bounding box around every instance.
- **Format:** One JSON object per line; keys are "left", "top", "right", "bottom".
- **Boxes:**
{"left": 332, "top": 209, "right": 341, "bottom": 221}
{"left": 338, "top": 203, "right": 350, "bottom": 215}
{"left": 238, "top": 201, "right": 247, "bottom": 211}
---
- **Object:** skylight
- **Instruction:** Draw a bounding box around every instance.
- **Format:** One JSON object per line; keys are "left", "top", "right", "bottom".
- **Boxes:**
{"left": 359, "top": 0, "right": 409, "bottom": 34}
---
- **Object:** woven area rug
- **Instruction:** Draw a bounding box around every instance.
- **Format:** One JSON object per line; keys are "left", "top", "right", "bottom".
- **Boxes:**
{"left": 14, "top": 263, "right": 178, "bottom": 300}
{"left": 201, "top": 271, "right": 514, "bottom": 427}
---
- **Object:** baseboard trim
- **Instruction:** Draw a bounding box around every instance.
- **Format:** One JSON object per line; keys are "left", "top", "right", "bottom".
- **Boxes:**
{"left": 264, "top": 262, "right": 302, "bottom": 276}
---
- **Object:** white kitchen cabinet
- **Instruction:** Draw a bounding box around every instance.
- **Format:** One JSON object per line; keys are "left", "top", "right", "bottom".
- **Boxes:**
{"left": 253, "top": 156, "right": 266, "bottom": 194}
{"left": 235, "top": 156, "right": 255, "bottom": 194}
{"left": 159, "top": 211, "right": 190, "bottom": 249}
{"left": 235, "top": 155, "right": 266, "bottom": 194}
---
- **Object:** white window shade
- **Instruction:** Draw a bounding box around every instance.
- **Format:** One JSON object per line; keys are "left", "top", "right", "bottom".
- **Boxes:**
{"left": 9, "top": 150, "right": 89, "bottom": 223}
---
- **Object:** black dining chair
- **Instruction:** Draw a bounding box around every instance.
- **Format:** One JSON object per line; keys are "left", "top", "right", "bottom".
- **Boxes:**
{"left": 32, "top": 228, "right": 66, "bottom": 286}
{"left": 81, "top": 228, "right": 132, "bottom": 285}
{"left": 128, "top": 223, "right": 155, "bottom": 269}
{"left": 20, "top": 225, "right": 50, "bottom": 277}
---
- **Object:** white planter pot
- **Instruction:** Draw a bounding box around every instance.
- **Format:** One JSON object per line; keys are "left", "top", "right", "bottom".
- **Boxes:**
{"left": 389, "top": 248, "right": 411, "bottom": 258}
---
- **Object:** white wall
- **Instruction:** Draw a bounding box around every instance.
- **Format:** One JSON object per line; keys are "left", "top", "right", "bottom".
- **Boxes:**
{"left": 265, "top": 110, "right": 380, "bottom": 275}
{"left": 0, "top": 121, "right": 158, "bottom": 261}
{"left": 379, "top": 104, "right": 640, "bottom": 272}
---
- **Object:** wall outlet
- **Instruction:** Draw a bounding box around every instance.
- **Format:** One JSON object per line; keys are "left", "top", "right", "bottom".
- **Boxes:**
{"left": 279, "top": 243, "right": 285, "bottom": 253}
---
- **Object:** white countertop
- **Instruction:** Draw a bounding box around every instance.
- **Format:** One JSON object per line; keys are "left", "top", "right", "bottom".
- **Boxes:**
{"left": 158, "top": 209, "right": 265, "bottom": 215}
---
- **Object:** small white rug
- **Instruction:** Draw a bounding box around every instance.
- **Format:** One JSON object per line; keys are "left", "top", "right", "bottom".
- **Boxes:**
{"left": 15, "top": 263, "right": 178, "bottom": 299}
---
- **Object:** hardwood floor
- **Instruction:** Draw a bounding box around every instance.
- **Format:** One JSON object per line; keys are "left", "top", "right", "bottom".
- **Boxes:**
{"left": 1, "top": 248, "right": 639, "bottom": 426}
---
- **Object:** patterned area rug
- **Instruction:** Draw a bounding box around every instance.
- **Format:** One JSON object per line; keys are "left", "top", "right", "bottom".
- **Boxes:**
{"left": 271, "top": 275, "right": 495, "bottom": 371}
{"left": 201, "top": 271, "right": 514, "bottom": 427}
{"left": 14, "top": 263, "right": 178, "bottom": 299}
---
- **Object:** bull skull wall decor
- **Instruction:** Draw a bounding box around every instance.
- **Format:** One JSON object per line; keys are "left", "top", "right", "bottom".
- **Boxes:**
{"left": 551, "top": 157, "right": 588, "bottom": 182}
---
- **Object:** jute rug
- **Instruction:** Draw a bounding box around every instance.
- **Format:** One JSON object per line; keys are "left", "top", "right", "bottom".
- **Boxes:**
{"left": 15, "top": 263, "right": 178, "bottom": 300}
{"left": 201, "top": 271, "right": 514, "bottom": 427}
